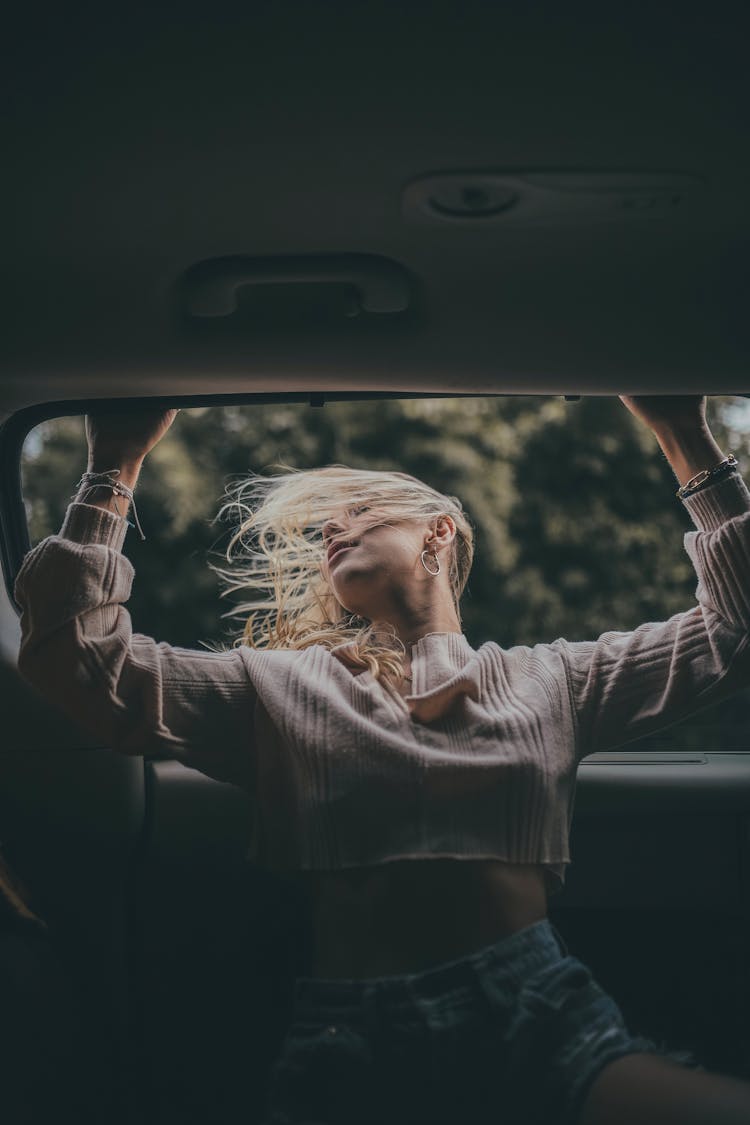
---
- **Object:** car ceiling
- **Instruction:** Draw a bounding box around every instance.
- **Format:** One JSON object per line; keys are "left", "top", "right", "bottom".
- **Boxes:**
{"left": 2, "top": 3, "right": 749, "bottom": 415}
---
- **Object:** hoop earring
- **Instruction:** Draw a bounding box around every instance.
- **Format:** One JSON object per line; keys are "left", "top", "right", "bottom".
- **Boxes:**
{"left": 420, "top": 548, "right": 441, "bottom": 576}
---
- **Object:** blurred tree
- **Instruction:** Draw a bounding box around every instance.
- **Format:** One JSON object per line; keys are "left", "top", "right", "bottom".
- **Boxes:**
{"left": 20, "top": 395, "right": 750, "bottom": 752}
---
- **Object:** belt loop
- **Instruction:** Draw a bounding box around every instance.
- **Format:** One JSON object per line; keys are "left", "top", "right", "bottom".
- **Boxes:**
{"left": 470, "top": 954, "right": 503, "bottom": 1019}
{"left": 549, "top": 921, "right": 570, "bottom": 957}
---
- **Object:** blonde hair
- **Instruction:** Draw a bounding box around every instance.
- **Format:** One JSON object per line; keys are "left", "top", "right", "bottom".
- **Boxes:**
{"left": 206, "top": 463, "right": 475, "bottom": 689}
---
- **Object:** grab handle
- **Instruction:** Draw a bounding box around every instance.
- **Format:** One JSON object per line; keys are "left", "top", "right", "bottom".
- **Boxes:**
{"left": 184, "top": 254, "right": 411, "bottom": 318}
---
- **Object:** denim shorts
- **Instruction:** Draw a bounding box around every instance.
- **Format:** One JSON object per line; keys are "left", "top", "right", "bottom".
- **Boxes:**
{"left": 263, "top": 918, "right": 702, "bottom": 1125}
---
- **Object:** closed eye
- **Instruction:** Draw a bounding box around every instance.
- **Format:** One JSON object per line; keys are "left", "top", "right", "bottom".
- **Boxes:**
{"left": 323, "top": 505, "right": 371, "bottom": 548}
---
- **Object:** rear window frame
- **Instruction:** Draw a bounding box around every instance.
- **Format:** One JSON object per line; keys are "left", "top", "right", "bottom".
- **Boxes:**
{"left": 7, "top": 390, "right": 750, "bottom": 757}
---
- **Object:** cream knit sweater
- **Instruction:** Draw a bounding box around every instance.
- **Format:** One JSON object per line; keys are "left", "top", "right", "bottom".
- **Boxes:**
{"left": 14, "top": 474, "right": 750, "bottom": 894}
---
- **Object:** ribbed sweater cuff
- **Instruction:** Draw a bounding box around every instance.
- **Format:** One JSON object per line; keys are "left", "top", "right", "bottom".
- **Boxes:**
{"left": 680, "top": 472, "right": 750, "bottom": 532}
{"left": 59, "top": 502, "right": 129, "bottom": 551}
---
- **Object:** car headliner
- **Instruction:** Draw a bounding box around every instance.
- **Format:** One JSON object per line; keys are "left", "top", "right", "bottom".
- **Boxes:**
{"left": 2, "top": 3, "right": 749, "bottom": 415}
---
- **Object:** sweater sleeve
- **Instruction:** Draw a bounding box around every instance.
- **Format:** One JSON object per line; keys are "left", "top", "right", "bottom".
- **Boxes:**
{"left": 13, "top": 502, "right": 257, "bottom": 788}
{"left": 551, "top": 472, "right": 750, "bottom": 760}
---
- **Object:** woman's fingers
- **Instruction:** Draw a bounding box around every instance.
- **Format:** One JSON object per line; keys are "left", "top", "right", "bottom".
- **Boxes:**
{"left": 618, "top": 395, "right": 706, "bottom": 432}
{"left": 85, "top": 407, "right": 180, "bottom": 464}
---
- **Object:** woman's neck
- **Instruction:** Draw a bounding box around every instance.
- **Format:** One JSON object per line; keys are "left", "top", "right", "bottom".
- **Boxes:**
{"left": 385, "top": 619, "right": 464, "bottom": 650}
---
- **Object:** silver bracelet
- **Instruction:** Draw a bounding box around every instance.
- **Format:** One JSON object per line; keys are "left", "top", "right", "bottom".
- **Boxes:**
{"left": 71, "top": 469, "right": 146, "bottom": 540}
{"left": 675, "top": 454, "right": 739, "bottom": 501}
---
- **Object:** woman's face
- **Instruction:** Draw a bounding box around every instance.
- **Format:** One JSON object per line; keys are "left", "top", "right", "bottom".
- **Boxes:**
{"left": 321, "top": 505, "right": 438, "bottom": 619}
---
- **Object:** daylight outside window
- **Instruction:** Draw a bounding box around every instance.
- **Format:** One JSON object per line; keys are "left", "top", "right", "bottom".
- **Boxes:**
{"left": 20, "top": 395, "right": 750, "bottom": 754}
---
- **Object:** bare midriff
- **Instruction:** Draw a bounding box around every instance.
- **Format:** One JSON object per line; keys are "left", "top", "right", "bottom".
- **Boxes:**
{"left": 299, "top": 858, "right": 549, "bottom": 979}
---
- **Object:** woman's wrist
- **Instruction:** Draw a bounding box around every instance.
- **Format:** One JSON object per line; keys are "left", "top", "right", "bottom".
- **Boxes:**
{"left": 651, "top": 423, "right": 726, "bottom": 489}
{"left": 77, "top": 458, "right": 143, "bottom": 519}
{"left": 86, "top": 455, "right": 143, "bottom": 490}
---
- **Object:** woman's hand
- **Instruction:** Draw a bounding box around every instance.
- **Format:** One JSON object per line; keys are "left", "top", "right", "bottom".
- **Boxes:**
{"left": 618, "top": 395, "right": 707, "bottom": 434}
{"left": 85, "top": 407, "right": 180, "bottom": 471}
{"left": 619, "top": 396, "right": 729, "bottom": 487}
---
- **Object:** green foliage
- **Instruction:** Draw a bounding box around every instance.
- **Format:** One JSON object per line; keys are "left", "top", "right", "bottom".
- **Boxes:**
{"left": 20, "top": 395, "right": 750, "bottom": 751}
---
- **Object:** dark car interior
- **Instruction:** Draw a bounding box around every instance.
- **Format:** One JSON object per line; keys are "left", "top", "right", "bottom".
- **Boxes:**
{"left": 2, "top": 4, "right": 750, "bottom": 1122}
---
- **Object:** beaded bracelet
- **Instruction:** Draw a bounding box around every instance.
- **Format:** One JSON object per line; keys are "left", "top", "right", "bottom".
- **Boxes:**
{"left": 675, "top": 454, "right": 739, "bottom": 501}
{"left": 71, "top": 469, "right": 146, "bottom": 540}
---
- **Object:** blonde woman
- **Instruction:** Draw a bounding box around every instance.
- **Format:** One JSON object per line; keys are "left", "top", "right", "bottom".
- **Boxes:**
{"left": 14, "top": 397, "right": 750, "bottom": 1125}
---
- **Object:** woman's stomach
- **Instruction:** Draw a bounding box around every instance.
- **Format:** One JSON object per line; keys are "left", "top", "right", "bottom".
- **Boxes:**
{"left": 299, "top": 858, "right": 549, "bottom": 979}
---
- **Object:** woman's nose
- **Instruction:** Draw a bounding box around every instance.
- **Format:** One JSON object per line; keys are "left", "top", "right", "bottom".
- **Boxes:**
{"left": 322, "top": 518, "right": 346, "bottom": 544}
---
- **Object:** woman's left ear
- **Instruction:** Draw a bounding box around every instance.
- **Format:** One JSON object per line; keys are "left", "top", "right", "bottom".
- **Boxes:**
{"left": 433, "top": 515, "right": 456, "bottom": 546}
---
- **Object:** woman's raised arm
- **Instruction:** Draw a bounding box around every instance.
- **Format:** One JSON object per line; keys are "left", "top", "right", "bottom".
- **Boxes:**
{"left": 554, "top": 397, "right": 750, "bottom": 759}
{"left": 618, "top": 394, "right": 726, "bottom": 488}
{"left": 13, "top": 408, "right": 257, "bottom": 788}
